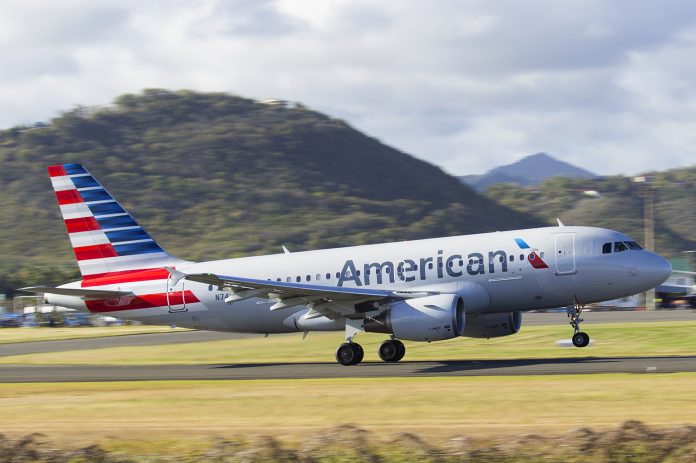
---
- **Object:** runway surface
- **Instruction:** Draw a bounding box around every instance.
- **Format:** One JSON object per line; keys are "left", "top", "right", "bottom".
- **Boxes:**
{"left": 2, "top": 310, "right": 695, "bottom": 382}
{"left": 2, "top": 356, "right": 695, "bottom": 382}
{"left": 2, "top": 310, "right": 694, "bottom": 357}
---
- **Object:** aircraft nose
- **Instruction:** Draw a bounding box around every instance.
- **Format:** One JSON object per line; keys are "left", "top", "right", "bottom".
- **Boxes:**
{"left": 645, "top": 252, "right": 672, "bottom": 287}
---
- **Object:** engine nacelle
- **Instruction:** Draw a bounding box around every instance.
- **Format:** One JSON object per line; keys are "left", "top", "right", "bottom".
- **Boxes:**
{"left": 364, "top": 294, "right": 464, "bottom": 342}
{"left": 461, "top": 311, "right": 522, "bottom": 338}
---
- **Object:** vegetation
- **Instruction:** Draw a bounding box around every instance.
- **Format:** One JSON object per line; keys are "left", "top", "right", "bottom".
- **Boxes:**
{"left": 485, "top": 171, "right": 696, "bottom": 257}
{"left": 0, "top": 89, "right": 540, "bottom": 295}
{"left": 1, "top": 377, "right": 696, "bottom": 461}
{"left": 2, "top": 421, "right": 696, "bottom": 462}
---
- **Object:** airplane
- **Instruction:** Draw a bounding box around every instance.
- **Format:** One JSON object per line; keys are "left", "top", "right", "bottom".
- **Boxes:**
{"left": 21, "top": 163, "right": 672, "bottom": 365}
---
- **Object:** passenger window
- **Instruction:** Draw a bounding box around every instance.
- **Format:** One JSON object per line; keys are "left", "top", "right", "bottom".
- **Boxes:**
{"left": 509, "top": 255, "right": 515, "bottom": 262}
{"left": 286, "top": 277, "right": 291, "bottom": 282}
{"left": 614, "top": 242, "right": 628, "bottom": 252}
{"left": 296, "top": 276, "right": 301, "bottom": 282}
{"left": 625, "top": 241, "right": 642, "bottom": 250}
{"left": 335, "top": 272, "right": 340, "bottom": 279}
{"left": 602, "top": 243, "right": 612, "bottom": 254}
{"left": 356, "top": 270, "right": 361, "bottom": 276}
{"left": 316, "top": 274, "right": 321, "bottom": 281}
{"left": 326, "top": 273, "right": 331, "bottom": 280}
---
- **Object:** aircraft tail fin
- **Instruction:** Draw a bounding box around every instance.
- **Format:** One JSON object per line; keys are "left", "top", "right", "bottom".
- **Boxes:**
{"left": 48, "top": 163, "right": 185, "bottom": 277}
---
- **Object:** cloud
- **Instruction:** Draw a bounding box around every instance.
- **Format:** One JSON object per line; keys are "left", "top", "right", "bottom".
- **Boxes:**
{"left": 1, "top": 0, "right": 696, "bottom": 176}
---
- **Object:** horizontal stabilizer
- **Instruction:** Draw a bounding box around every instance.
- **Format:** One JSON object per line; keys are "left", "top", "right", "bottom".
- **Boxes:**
{"left": 19, "top": 286, "right": 134, "bottom": 300}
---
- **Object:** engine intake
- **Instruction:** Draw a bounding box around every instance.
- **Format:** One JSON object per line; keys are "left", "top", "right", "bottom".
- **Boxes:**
{"left": 364, "top": 294, "right": 464, "bottom": 342}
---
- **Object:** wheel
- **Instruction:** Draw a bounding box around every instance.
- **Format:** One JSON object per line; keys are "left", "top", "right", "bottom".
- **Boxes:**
{"left": 336, "top": 342, "right": 363, "bottom": 365}
{"left": 378, "top": 340, "right": 399, "bottom": 362}
{"left": 394, "top": 340, "right": 406, "bottom": 361}
{"left": 572, "top": 332, "right": 590, "bottom": 348}
{"left": 378, "top": 339, "right": 406, "bottom": 363}
{"left": 352, "top": 343, "right": 364, "bottom": 364}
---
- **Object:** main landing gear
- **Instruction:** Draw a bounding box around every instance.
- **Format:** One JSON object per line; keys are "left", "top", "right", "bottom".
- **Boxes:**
{"left": 335, "top": 342, "right": 364, "bottom": 366}
{"left": 378, "top": 338, "right": 405, "bottom": 363}
{"left": 335, "top": 339, "right": 407, "bottom": 365}
{"left": 567, "top": 302, "right": 590, "bottom": 348}
{"left": 335, "top": 318, "right": 407, "bottom": 365}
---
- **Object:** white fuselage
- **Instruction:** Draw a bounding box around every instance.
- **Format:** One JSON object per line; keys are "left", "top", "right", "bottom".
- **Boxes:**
{"left": 48, "top": 226, "right": 671, "bottom": 334}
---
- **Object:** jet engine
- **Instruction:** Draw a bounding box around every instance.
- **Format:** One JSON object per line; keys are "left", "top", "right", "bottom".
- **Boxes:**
{"left": 461, "top": 311, "right": 522, "bottom": 338}
{"left": 364, "top": 294, "right": 464, "bottom": 342}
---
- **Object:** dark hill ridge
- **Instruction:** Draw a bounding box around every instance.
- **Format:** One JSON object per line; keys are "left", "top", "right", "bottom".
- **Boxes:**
{"left": 460, "top": 152, "right": 596, "bottom": 191}
{"left": 0, "top": 89, "right": 542, "bottom": 293}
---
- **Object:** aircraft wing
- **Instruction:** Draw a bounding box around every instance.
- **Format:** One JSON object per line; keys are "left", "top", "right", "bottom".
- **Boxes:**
{"left": 165, "top": 268, "right": 437, "bottom": 316}
{"left": 19, "top": 287, "right": 134, "bottom": 300}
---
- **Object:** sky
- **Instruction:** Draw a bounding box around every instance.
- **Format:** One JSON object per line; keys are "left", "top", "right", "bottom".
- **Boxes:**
{"left": 2, "top": 0, "right": 696, "bottom": 176}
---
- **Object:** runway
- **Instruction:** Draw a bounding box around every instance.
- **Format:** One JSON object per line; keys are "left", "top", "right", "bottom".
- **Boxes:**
{"left": 2, "top": 310, "right": 695, "bottom": 381}
{"left": 2, "top": 310, "right": 693, "bottom": 357}
{"left": 2, "top": 356, "right": 695, "bottom": 382}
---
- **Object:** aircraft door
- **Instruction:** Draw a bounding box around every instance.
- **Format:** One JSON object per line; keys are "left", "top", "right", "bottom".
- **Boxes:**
{"left": 166, "top": 275, "right": 188, "bottom": 313}
{"left": 554, "top": 233, "right": 576, "bottom": 275}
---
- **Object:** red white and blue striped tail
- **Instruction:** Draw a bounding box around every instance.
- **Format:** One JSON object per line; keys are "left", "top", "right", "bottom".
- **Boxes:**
{"left": 48, "top": 163, "right": 186, "bottom": 277}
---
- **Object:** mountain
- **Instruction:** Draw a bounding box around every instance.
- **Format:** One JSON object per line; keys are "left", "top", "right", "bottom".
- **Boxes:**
{"left": 460, "top": 153, "right": 596, "bottom": 192}
{"left": 0, "top": 89, "right": 543, "bottom": 295}
{"left": 484, "top": 172, "right": 696, "bottom": 258}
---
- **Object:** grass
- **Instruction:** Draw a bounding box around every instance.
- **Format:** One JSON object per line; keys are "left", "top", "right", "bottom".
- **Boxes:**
{"left": 1, "top": 321, "right": 694, "bottom": 365}
{"left": 0, "top": 325, "right": 185, "bottom": 344}
{"left": 0, "top": 374, "right": 695, "bottom": 450}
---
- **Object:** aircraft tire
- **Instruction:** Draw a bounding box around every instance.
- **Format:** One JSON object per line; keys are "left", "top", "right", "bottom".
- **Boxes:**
{"left": 572, "top": 332, "right": 590, "bottom": 348}
{"left": 336, "top": 342, "right": 363, "bottom": 366}
{"left": 352, "top": 343, "right": 364, "bottom": 364}
{"left": 394, "top": 340, "right": 406, "bottom": 361}
{"left": 378, "top": 339, "right": 406, "bottom": 362}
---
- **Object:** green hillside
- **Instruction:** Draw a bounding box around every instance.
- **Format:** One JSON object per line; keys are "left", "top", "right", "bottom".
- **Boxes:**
{"left": 0, "top": 89, "right": 541, "bottom": 295}
{"left": 485, "top": 172, "right": 696, "bottom": 258}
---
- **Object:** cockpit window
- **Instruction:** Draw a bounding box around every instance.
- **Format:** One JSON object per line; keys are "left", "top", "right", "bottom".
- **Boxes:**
{"left": 625, "top": 241, "right": 642, "bottom": 250}
{"left": 614, "top": 241, "right": 628, "bottom": 252}
{"left": 602, "top": 243, "right": 612, "bottom": 254}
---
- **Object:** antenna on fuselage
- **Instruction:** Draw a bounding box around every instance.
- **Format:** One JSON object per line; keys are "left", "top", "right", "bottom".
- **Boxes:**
{"left": 557, "top": 218, "right": 565, "bottom": 227}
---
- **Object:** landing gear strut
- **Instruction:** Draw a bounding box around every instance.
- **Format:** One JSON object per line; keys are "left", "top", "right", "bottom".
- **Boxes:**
{"left": 378, "top": 339, "right": 406, "bottom": 362}
{"left": 567, "top": 301, "right": 590, "bottom": 348}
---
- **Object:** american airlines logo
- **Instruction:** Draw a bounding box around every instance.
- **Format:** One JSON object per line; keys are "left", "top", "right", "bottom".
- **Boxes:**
{"left": 337, "top": 239, "right": 548, "bottom": 287}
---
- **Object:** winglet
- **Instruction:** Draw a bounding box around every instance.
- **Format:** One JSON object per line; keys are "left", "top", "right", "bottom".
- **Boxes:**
{"left": 282, "top": 245, "right": 291, "bottom": 254}
{"left": 557, "top": 218, "right": 565, "bottom": 227}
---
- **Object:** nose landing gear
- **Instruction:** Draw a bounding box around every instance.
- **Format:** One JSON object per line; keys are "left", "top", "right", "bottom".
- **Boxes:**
{"left": 567, "top": 302, "right": 590, "bottom": 348}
